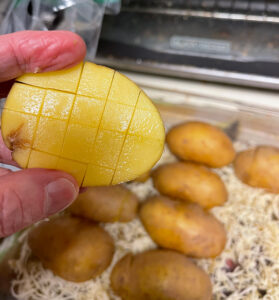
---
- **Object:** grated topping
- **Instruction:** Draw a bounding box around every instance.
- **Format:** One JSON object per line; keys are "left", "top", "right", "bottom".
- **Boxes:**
{"left": 7, "top": 143, "right": 279, "bottom": 300}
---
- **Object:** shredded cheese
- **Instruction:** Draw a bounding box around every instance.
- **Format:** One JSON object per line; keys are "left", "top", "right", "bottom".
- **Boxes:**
{"left": 7, "top": 143, "right": 279, "bottom": 300}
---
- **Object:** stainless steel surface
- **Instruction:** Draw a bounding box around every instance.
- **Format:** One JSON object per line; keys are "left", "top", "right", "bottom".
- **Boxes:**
{"left": 95, "top": 57, "right": 279, "bottom": 90}
{"left": 98, "top": 3, "right": 279, "bottom": 90}
{"left": 123, "top": 7, "right": 279, "bottom": 23}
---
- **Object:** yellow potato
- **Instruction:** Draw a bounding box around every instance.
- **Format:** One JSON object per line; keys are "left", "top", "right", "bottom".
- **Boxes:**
{"left": 166, "top": 121, "right": 235, "bottom": 167}
{"left": 110, "top": 249, "right": 212, "bottom": 300}
{"left": 152, "top": 162, "right": 227, "bottom": 209}
{"left": 234, "top": 146, "right": 279, "bottom": 193}
{"left": 133, "top": 171, "right": 151, "bottom": 183}
{"left": 28, "top": 216, "right": 114, "bottom": 282}
{"left": 1, "top": 62, "right": 165, "bottom": 186}
{"left": 68, "top": 185, "right": 139, "bottom": 222}
{"left": 139, "top": 196, "right": 226, "bottom": 258}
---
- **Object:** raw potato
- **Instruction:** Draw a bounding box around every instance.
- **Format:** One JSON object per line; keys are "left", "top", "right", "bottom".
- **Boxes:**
{"left": 110, "top": 249, "right": 212, "bottom": 300}
{"left": 152, "top": 162, "right": 227, "bottom": 209}
{"left": 234, "top": 145, "right": 279, "bottom": 193}
{"left": 28, "top": 216, "right": 114, "bottom": 282}
{"left": 133, "top": 171, "right": 151, "bottom": 183}
{"left": 139, "top": 196, "right": 226, "bottom": 258}
{"left": 166, "top": 121, "right": 235, "bottom": 167}
{"left": 1, "top": 62, "right": 165, "bottom": 186}
{"left": 68, "top": 185, "right": 139, "bottom": 222}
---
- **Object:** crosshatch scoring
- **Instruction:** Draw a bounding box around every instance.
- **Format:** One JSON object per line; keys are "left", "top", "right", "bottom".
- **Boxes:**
{"left": 2, "top": 62, "right": 164, "bottom": 186}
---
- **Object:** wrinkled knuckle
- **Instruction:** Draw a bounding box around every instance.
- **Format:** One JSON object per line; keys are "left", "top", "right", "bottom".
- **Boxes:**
{"left": 0, "top": 188, "right": 23, "bottom": 237}
{"left": 7, "top": 38, "right": 26, "bottom": 74}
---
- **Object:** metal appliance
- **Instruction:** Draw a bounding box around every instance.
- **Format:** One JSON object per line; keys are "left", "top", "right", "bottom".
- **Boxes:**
{"left": 96, "top": 0, "right": 279, "bottom": 89}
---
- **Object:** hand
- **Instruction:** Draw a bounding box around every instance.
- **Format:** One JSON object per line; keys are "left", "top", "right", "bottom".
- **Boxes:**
{"left": 0, "top": 31, "right": 86, "bottom": 237}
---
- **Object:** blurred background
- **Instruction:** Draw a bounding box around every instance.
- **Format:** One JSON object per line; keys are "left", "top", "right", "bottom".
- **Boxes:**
{"left": 1, "top": 0, "right": 279, "bottom": 89}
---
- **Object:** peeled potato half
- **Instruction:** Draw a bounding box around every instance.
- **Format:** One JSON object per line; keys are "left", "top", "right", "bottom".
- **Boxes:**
{"left": 1, "top": 62, "right": 165, "bottom": 186}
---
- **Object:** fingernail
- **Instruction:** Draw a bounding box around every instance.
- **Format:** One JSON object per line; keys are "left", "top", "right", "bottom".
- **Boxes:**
{"left": 45, "top": 178, "right": 78, "bottom": 215}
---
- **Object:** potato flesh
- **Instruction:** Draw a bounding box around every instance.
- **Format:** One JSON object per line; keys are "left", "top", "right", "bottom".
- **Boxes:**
{"left": 139, "top": 196, "right": 226, "bottom": 258}
{"left": 2, "top": 62, "right": 164, "bottom": 186}
{"left": 28, "top": 216, "right": 114, "bottom": 282}
{"left": 110, "top": 249, "right": 212, "bottom": 300}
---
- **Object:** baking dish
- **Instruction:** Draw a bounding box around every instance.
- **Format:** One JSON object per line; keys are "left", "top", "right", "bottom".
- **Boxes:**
{"left": 1, "top": 72, "right": 279, "bottom": 300}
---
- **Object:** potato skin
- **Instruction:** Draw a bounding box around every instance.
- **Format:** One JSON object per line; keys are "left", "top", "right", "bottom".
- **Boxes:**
{"left": 68, "top": 185, "right": 138, "bottom": 222}
{"left": 134, "top": 171, "right": 151, "bottom": 183}
{"left": 152, "top": 162, "right": 227, "bottom": 209}
{"left": 111, "top": 249, "right": 212, "bottom": 300}
{"left": 234, "top": 146, "right": 279, "bottom": 193}
{"left": 166, "top": 121, "right": 235, "bottom": 168}
{"left": 139, "top": 196, "right": 226, "bottom": 258}
{"left": 28, "top": 216, "right": 114, "bottom": 282}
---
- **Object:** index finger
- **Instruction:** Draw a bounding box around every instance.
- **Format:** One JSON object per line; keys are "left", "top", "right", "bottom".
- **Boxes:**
{"left": 0, "top": 30, "right": 86, "bottom": 83}
{"left": 0, "top": 30, "right": 86, "bottom": 164}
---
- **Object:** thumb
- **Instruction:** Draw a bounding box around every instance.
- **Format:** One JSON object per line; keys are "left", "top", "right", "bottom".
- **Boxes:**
{"left": 0, "top": 30, "right": 86, "bottom": 82}
{"left": 0, "top": 168, "right": 79, "bottom": 237}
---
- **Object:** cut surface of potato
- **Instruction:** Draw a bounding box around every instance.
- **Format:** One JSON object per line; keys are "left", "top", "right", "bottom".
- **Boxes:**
{"left": 2, "top": 62, "right": 165, "bottom": 186}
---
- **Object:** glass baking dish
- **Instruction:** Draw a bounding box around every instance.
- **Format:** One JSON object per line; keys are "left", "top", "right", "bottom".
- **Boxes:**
{"left": 1, "top": 71, "right": 279, "bottom": 300}
{"left": 127, "top": 71, "right": 279, "bottom": 146}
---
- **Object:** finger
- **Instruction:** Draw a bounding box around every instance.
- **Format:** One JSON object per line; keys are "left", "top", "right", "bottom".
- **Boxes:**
{"left": 0, "top": 168, "right": 11, "bottom": 176}
{"left": 0, "top": 168, "right": 79, "bottom": 237}
{"left": 0, "top": 132, "right": 19, "bottom": 167}
{"left": 0, "top": 30, "right": 86, "bottom": 82}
